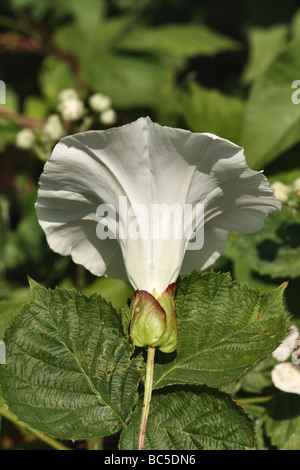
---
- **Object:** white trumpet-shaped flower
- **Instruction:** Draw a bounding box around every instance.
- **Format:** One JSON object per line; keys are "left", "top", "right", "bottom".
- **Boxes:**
{"left": 36, "top": 117, "right": 280, "bottom": 296}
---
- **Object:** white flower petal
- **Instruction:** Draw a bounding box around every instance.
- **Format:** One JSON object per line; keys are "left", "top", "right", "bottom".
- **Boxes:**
{"left": 186, "top": 136, "right": 281, "bottom": 234}
{"left": 271, "top": 363, "right": 300, "bottom": 395}
{"left": 272, "top": 325, "right": 300, "bottom": 362}
{"left": 180, "top": 225, "right": 228, "bottom": 274}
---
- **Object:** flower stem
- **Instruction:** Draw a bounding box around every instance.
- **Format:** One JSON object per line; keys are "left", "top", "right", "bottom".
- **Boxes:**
{"left": 138, "top": 346, "right": 155, "bottom": 450}
{"left": 236, "top": 395, "right": 273, "bottom": 405}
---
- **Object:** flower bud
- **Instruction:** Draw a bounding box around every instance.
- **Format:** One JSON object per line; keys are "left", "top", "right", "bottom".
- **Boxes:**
{"left": 58, "top": 98, "right": 85, "bottom": 122}
{"left": 42, "top": 114, "right": 65, "bottom": 142}
{"left": 271, "top": 181, "right": 291, "bottom": 203}
{"left": 100, "top": 108, "right": 117, "bottom": 125}
{"left": 16, "top": 128, "right": 36, "bottom": 150}
{"left": 291, "top": 177, "right": 300, "bottom": 192}
{"left": 89, "top": 93, "right": 111, "bottom": 112}
{"left": 130, "top": 283, "right": 178, "bottom": 353}
{"left": 58, "top": 88, "right": 79, "bottom": 102}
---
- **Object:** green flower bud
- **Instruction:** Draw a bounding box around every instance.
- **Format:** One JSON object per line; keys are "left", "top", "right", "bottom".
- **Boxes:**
{"left": 153, "top": 284, "right": 178, "bottom": 353}
{"left": 130, "top": 283, "right": 178, "bottom": 353}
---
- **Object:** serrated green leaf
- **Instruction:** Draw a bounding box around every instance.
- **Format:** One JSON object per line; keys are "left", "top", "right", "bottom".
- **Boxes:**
{"left": 117, "top": 24, "right": 241, "bottom": 57}
{"left": 226, "top": 206, "right": 300, "bottom": 279}
{"left": 0, "top": 280, "right": 142, "bottom": 440}
{"left": 153, "top": 271, "right": 290, "bottom": 390}
{"left": 265, "top": 395, "right": 300, "bottom": 450}
{"left": 240, "top": 403, "right": 269, "bottom": 450}
{"left": 119, "top": 386, "right": 255, "bottom": 450}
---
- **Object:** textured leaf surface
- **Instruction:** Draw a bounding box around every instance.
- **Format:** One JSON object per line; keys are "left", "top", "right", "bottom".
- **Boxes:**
{"left": 119, "top": 386, "right": 255, "bottom": 450}
{"left": 0, "top": 280, "right": 142, "bottom": 440}
{"left": 241, "top": 404, "right": 268, "bottom": 450}
{"left": 153, "top": 271, "right": 290, "bottom": 390}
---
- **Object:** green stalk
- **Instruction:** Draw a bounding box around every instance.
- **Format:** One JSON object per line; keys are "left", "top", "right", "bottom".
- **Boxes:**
{"left": 236, "top": 395, "right": 273, "bottom": 405}
{"left": 138, "top": 346, "right": 155, "bottom": 450}
{"left": 0, "top": 406, "right": 71, "bottom": 450}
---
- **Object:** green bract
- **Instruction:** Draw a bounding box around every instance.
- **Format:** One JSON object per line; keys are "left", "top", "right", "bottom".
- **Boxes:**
{"left": 130, "top": 284, "right": 178, "bottom": 353}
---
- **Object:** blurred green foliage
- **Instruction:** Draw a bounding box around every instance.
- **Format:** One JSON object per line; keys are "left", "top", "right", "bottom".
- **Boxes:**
{"left": 0, "top": 0, "right": 300, "bottom": 450}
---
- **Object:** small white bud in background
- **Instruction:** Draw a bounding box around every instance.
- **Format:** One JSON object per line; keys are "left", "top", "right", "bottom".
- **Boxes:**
{"left": 16, "top": 128, "right": 36, "bottom": 150}
{"left": 42, "top": 114, "right": 65, "bottom": 142}
{"left": 89, "top": 93, "right": 111, "bottom": 112}
{"left": 271, "top": 363, "right": 300, "bottom": 395}
{"left": 100, "top": 108, "right": 117, "bottom": 126}
{"left": 58, "top": 88, "right": 79, "bottom": 103}
{"left": 291, "top": 177, "right": 300, "bottom": 193}
{"left": 271, "top": 181, "right": 291, "bottom": 203}
{"left": 58, "top": 98, "right": 85, "bottom": 122}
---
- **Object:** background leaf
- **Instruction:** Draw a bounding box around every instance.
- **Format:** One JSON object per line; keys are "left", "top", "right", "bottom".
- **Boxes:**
{"left": 179, "top": 81, "right": 244, "bottom": 143}
{"left": 240, "top": 356, "right": 277, "bottom": 395}
{"left": 225, "top": 206, "right": 300, "bottom": 280}
{"left": 265, "top": 394, "right": 300, "bottom": 450}
{"left": 0, "top": 288, "right": 29, "bottom": 340}
{"left": 117, "top": 24, "right": 242, "bottom": 57}
{"left": 242, "top": 25, "right": 288, "bottom": 84}
{"left": 82, "top": 53, "right": 175, "bottom": 109}
{"left": 241, "top": 37, "right": 300, "bottom": 169}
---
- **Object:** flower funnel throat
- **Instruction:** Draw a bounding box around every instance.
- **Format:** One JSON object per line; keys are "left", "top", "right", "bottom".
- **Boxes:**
{"left": 130, "top": 283, "right": 178, "bottom": 353}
